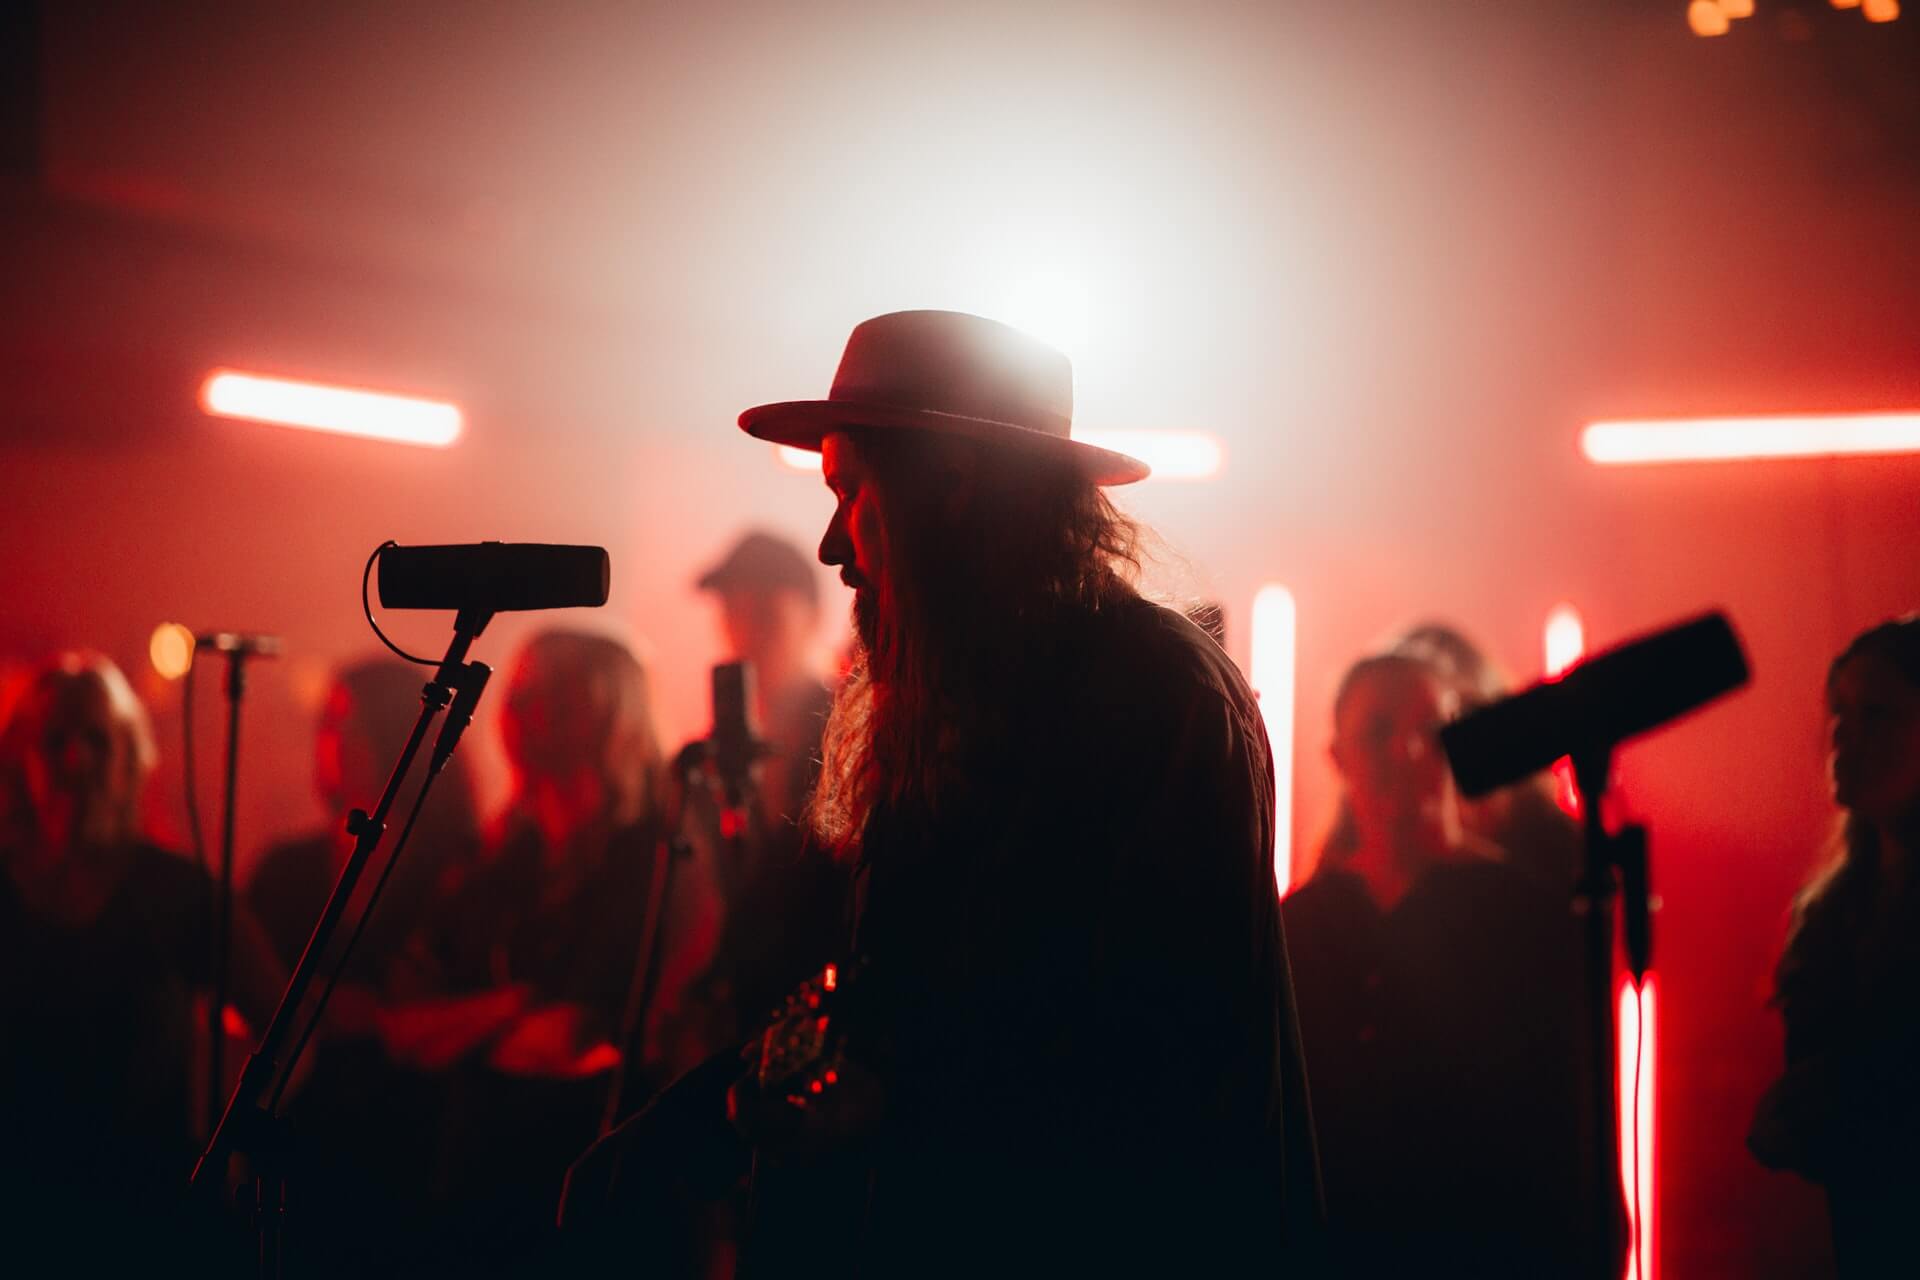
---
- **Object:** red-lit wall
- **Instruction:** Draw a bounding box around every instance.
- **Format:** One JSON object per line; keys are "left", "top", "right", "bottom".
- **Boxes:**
{"left": 2, "top": 4, "right": 1917, "bottom": 1275}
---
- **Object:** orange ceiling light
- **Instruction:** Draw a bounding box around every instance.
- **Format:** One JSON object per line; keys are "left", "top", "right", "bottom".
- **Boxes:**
{"left": 1582, "top": 412, "right": 1920, "bottom": 465}
{"left": 1687, "top": 0, "right": 1732, "bottom": 34}
{"left": 201, "top": 370, "right": 462, "bottom": 448}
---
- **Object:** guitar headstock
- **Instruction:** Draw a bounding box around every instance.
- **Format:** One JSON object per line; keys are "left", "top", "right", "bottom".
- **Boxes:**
{"left": 755, "top": 963, "right": 847, "bottom": 1110}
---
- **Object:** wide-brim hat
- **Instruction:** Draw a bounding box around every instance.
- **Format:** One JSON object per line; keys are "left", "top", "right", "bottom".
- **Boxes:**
{"left": 738, "top": 310, "right": 1149, "bottom": 485}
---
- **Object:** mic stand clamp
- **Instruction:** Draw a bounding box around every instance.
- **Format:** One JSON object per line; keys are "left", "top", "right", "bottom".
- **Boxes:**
{"left": 191, "top": 606, "right": 494, "bottom": 1277}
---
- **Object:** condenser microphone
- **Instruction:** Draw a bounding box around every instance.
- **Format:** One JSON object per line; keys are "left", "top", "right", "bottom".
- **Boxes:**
{"left": 196, "top": 632, "right": 283, "bottom": 657}
{"left": 377, "top": 542, "right": 610, "bottom": 612}
{"left": 1439, "top": 610, "right": 1749, "bottom": 798}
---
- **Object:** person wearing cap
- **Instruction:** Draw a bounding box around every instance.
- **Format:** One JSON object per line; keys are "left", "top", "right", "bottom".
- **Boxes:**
{"left": 563, "top": 311, "right": 1322, "bottom": 1274}
{"left": 684, "top": 532, "right": 849, "bottom": 1053}
{"left": 693, "top": 530, "right": 834, "bottom": 843}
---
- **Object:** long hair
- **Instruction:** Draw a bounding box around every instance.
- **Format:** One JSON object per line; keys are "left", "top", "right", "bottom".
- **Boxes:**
{"left": 1774, "top": 616, "right": 1920, "bottom": 1006}
{"left": 0, "top": 652, "right": 158, "bottom": 855}
{"left": 499, "top": 630, "right": 665, "bottom": 834}
{"left": 808, "top": 429, "right": 1143, "bottom": 857}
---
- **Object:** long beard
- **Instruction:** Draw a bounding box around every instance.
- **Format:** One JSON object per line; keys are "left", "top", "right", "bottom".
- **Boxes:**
{"left": 853, "top": 586, "right": 879, "bottom": 654}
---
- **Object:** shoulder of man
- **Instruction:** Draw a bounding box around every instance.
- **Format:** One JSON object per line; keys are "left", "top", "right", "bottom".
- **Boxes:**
{"left": 1077, "top": 598, "right": 1260, "bottom": 722}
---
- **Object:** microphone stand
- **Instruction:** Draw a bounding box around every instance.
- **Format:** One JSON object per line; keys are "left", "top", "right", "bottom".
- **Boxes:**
{"left": 206, "top": 644, "right": 258, "bottom": 1139}
{"left": 191, "top": 606, "right": 494, "bottom": 1277}
{"left": 1570, "top": 748, "right": 1652, "bottom": 1280}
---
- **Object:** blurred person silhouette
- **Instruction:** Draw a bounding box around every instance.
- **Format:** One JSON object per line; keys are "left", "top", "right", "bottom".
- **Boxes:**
{"left": 1381, "top": 621, "right": 1583, "bottom": 891}
{"left": 1318, "top": 625, "right": 1572, "bottom": 879}
{"left": 1750, "top": 616, "right": 1920, "bottom": 1275}
{"left": 694, "top": 529, "right": 834, "bottom": 839}
{"left": 686, "top": 531, "right": 848, "bottom": 1047}
{"left": 248, "top": 657, "right": 481, "bottom": 974}
{"left": 0, "top": 652, "right": 280, "bottom": 1268}
{"left": 1281, "top": 651, "right": 1597, "bottom": 1278}
{"left": 243, "top": 657, "right": 484, "bottom": 1274}
{"left": 407, "top": 629, "right": 720, "bottom": 1270}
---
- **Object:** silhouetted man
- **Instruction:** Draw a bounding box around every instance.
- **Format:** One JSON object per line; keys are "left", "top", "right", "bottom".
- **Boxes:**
{"left": 564, "top": 311, "right": 1322, "bottom": 1276}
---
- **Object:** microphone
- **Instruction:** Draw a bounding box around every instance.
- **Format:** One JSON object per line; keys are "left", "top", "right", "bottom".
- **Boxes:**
{"left": 196, "top": 631, "right": 283, "bottom": 657}
{"left": 377, "top": 542, "right": 610, "bottom": 613}
{"left": 1439, "top": 610, "right": 1749, "bottom": 798}
{"left": 709, "top": 661, "right": 771, "bottom": 792}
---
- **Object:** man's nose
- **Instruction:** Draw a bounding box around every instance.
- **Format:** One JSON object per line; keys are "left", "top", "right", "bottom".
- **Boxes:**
{"left": 818, "top": 513, "right": 848, "bottom": 568}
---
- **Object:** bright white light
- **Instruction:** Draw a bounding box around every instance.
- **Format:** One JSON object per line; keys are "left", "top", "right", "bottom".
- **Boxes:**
{"left": 775, "top": 434, "right": 1220, "bottom": 481}
{"left": 1618, "top": 977, "right": 1659, "bottom": 1280}
{"left": 1000, "top": 271, "right": 1091, "bottom": 358}
{"left": 1582, "top": 413, "right": 1920, "bottom": 465}
{"left": 1074, "top": 429, "right": 1223, "bottom": 480}
{"left": 1544, "top": 603, "right": 1587, "bottom": 814}
{"left": 201, "top": 370, "right": 462, "bottom": 448}
{"left": 1544, "top": 604, "right": 1586, "bottom": 678}
{"left": 1251, "top": 584, "right": 1297, "bottom": 897}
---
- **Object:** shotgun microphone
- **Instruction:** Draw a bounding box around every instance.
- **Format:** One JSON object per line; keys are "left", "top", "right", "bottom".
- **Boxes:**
{"left": 377, "top": 542, "right": 610, "bottom": 612}
{"left": 1440, "top": 610, "right": 1749, "bottom": 797}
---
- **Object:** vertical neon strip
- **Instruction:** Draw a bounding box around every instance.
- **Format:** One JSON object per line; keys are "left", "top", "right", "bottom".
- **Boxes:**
{"left": 1251, "top": 585, "right": 1297, "bottom": 896}
{"left": 1617, "top": 977, "right": 1658, "bottom": 1280}
{"left": 1544, "top": 604, "right": 1586, "bottom": 677}
{"left": 1544, "top": 604, "right": 1587, "bottom": 815}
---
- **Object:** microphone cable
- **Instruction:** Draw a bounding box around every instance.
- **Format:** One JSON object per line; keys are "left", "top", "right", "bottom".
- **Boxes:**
{"left": 362, "top": 541, "right": 439, "bottom": 667}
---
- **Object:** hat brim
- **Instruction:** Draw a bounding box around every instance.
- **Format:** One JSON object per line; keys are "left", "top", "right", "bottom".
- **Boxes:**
{"left": 739, "top": 400, "right": 1150, "bottom": 486}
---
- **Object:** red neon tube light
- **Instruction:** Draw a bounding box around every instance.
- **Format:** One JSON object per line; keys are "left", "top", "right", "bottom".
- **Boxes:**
{"left": 1618, "top": 976, "right": 1658, "bottom": 1280}
{"left": 1582, "top": 412, "right": 1920, "bottom": 465}
{"left": 201, "top": 370, "right": 463, "bottom": 448}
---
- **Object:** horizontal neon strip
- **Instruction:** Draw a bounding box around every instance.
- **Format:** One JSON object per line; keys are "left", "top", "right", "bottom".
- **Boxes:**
{"left": 201, "top": 370, "right": 462, "bottom": 448}
{"left": 777, "top": 432, "right": 1224, "bottom": 480}
{"left": 1582, "top": 413, "right": 1920, "bottom": 465}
